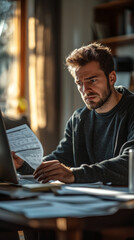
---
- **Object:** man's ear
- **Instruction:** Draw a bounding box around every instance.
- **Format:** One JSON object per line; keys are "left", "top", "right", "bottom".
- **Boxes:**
{"left": 109, "top": 71, "right": 116, "bottom": 85}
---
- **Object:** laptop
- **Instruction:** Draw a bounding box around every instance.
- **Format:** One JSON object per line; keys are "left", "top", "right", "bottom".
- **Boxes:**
{"left": 0, "top": 109, "right": 37, "bottom": 185}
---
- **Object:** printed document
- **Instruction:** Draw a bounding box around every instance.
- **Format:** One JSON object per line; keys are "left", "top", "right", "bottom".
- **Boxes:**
{"left": 0, "top": 196, "right": 119, "bottom": 218}
{"left": 6, "top": 124, "right": 43, "bottom": 169}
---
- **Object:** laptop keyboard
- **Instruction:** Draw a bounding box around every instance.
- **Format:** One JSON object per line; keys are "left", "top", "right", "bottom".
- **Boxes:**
{"left": 18, "top": 175, "right": 39, "bottom": 185}
{"left": 19, "top": 178, "right": 38, "bottom": 185}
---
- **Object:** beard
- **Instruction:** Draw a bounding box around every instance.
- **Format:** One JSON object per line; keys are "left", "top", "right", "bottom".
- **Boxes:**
{"left": 83, "top": 83, "right": 112, "bottom": 110}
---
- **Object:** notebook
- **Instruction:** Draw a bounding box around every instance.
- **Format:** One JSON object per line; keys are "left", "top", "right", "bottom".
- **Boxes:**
{"left": 0, "top": 109, "right": 38, "bottom": 185}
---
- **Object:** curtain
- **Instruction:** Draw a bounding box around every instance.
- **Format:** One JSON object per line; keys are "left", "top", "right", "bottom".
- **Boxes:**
{"left": 32, "top": 0, "right": 61, "bottom": 155}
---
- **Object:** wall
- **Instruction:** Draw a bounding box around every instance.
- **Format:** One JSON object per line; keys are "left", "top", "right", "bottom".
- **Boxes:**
{"left": 116, "top": 45, "right": 134, "bottom": 89}
{"left": 60, "top": 0, "right": 104, "bottom": 137}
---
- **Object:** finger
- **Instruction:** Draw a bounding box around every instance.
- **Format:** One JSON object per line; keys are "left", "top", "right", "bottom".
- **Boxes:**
{"left": 34, "top": 160, "right": 60, "bottom": 175}
{"left": 34, "top": 162, "right": 45, "bottom": 173}
{"left": 12, "top": 153, "right": 22, "bottom": 161}
{"left": 36, "top": 168, "right": 63, "bottom": 181}
{"left": 34, "top": 161, "right": 53, "bottom": 174}
{"left": 38, "top": 174, "right": 60, "bottom": 183}
{"left": 42, "top": 175, "right": 60, "bottom": 183}
{"left": 34, "top": 163, "right": 61, "bottom": 179}
{"left": 12, "top": 152, "right": 17, "bottom": 159}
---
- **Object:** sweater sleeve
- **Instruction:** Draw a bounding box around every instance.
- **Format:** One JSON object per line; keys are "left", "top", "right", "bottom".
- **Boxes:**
{"left": 71, "top": 151, "right": 129, "bottom": 186}
{"left": 71, "top": 122, "right": 134, "bottom": 186}
{"left": 43, "top": 117, "right": 74, "bottom": 167}
{"left": 17, "top": 161, "right": 34, "bottom": 175}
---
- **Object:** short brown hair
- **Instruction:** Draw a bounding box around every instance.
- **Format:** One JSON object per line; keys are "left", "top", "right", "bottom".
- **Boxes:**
{"left": 66, "top": 42, "right": 114, "bottom": 79}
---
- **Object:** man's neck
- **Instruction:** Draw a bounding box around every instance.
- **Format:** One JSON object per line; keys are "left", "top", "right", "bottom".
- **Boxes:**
{"left": 95, "top": 89, "right": 123, "bottom": 114}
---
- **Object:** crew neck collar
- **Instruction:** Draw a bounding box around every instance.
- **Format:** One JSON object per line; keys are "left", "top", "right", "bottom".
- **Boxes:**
{"left": 94, "top": 87, "right": 126, "bottom": 119}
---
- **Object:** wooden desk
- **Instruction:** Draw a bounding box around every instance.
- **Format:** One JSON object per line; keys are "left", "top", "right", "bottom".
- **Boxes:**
{"left": 1, "top": 186, "right": 134, "bottom": 240}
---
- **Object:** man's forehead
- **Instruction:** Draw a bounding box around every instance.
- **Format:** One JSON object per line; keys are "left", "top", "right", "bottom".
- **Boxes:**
{"left": 75, "top": 61, "right": 101, "bottom": 78}
{"left": 75, "top": 67, "right": 94, "bottom": 79}
{"left": 75, "top": 64, "right": 90, "bottom": 76}
{"left": 75, "top": 68, "right": 89, "bottom": 79}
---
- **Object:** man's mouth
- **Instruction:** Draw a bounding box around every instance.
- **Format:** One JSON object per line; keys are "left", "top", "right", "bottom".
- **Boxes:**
{"left": 85, "top": 94, "right": 97, "bottom": 102}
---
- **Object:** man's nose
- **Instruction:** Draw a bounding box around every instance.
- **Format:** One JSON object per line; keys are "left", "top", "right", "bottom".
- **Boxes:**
{"left": 82, "top": 82, "right": 91, "bottom": 93}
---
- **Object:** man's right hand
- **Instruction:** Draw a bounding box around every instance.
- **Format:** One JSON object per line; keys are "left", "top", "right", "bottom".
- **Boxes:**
{"left": 33, "top": 160, "right": 75, "bottom": 183}
{"left": 12, "top": 152, "right": 24, "bottom": 169}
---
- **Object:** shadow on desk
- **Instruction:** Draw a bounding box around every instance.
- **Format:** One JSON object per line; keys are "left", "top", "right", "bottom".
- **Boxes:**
{"left": 0, "top": 231, "right": 20, "bottom": 240}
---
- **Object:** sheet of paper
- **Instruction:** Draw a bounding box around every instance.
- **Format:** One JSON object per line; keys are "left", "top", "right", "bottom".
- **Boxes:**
{"left": 66, "top": 182, "right": 103, "bottom": 188}
{"left": 115, "top": 194, "right": 134, "bottom": 201}
{"left": 39, "top": 193, "right": 101, "bottom": 203}
{"left": 6, "top": 124, "right": 43, "bottom": 169}
{"left": 55, "top": 185, "right": 129, "bottom": 200}
{"left": 0, "top": 196, "right": 119, "bottom": 218}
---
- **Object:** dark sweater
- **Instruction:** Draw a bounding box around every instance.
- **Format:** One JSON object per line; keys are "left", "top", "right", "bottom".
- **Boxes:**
{"left": 19, "top": 87, "right": 134, "bottom": 185}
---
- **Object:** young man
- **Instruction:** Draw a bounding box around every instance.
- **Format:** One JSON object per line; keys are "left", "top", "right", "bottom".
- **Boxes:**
{"left": 15, "top": 42, "right": 134, "bottom": 186}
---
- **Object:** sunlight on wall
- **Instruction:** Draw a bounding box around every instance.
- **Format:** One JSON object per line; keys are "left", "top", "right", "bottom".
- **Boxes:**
{"left": 36, "top": 55, "right": 47, "bottom": 128}
{"left": 36, "top": 25, "right": 46, "bottom": 128}
{"left": 28, "top": 17, "right": 38, "bottom": 131}
{"left": 28, "top": 18, "right": 46, "bottom": 132}
{"left": 6, "top": 3, "right": 21, "bottom": 117}
{"left": 28, "top": 54, "right": 38, "bottom": 131}
{"left": 28, "top": 17, "right": 35, "bottom": 50}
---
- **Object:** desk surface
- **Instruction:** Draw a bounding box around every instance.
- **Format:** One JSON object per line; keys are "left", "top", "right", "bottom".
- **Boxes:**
{"left": 1, "top": 184, "right": 134, "bottom": 240}
{"left": 1, "top": 204, "right": 134, "bottom": 230}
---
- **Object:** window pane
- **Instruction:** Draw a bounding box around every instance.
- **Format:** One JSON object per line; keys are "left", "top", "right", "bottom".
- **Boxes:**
{"left": 0, "top": 0, "right": 21, "bottom": 116}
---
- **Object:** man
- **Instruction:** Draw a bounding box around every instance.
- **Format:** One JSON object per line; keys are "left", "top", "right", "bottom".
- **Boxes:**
{"left": 15, "top": 42, "right": 134, "bottom": 186}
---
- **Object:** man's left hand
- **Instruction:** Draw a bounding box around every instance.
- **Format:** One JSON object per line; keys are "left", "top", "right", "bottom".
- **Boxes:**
{"left": 12, "top": 152, "right": 24, "bottom": 169}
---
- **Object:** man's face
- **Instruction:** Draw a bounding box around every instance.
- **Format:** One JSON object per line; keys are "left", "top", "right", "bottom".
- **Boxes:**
{"left": 75, "top": 61, "right": 113, "bottom": 111}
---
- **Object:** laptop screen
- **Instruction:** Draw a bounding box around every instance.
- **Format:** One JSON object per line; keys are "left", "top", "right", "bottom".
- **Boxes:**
{"left": 0, "top": 109, "right": 18, "bottom": 184}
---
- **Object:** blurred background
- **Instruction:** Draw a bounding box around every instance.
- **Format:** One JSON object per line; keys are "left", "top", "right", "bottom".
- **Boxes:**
{"left": 0, "top": 0, "right": 134, "bottom": 155}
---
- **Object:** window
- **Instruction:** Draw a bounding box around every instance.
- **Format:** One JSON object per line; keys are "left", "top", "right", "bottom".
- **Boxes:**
{"left": 0, "top": 0, "right": 26, "bottom": 117}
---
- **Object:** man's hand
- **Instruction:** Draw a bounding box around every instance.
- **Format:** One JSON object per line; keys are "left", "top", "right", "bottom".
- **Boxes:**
{"left": 12, "top": 152, "right": 24, "bottom": 169}
{"left": 33, "top": 160, "right": 75, "bottom": 183}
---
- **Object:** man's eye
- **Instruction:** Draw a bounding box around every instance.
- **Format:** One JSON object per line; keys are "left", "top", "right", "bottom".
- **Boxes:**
{"left": 90, "top": 79, "right": 96, "bottom": 83}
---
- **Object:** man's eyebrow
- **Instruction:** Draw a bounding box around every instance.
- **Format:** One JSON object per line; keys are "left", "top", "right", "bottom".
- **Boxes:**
{"left": 84, "top": 75, "right": 97, "bottom": 80}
